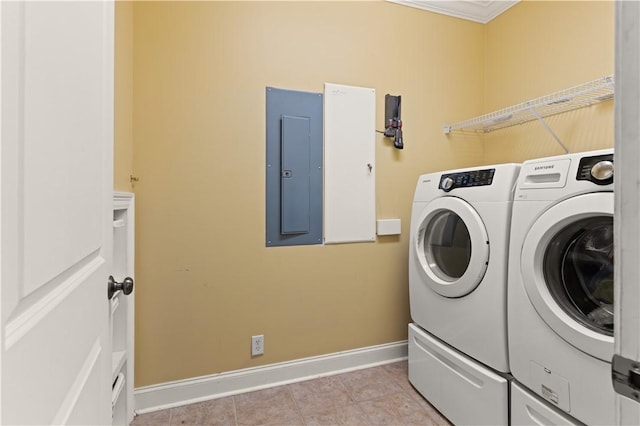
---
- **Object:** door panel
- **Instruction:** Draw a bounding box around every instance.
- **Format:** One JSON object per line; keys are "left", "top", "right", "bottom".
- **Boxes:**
{"left": 1, "top": 1, "right": 114, "bottom": 424}
{"left": 22, "top": 0, "right": 104, "bottom": 296}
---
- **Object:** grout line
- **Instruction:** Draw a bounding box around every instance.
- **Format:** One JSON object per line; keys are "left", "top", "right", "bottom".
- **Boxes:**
{"left": 346, "top": 367, "right": 403, "bottom": 404}
{"left": 231, "top": 394, "right": 238, "bottom": 426}
{"left": 292, "top": 373, "right": 374, "bottom": 425}
{"left": 334, "top": 370, "right": 357, "bottom": 404}
{"left": 355, "top": 399, "right": 374, "bottom": 426}
{"left": 285, "top": 384, "right": 307, "bottom": 426}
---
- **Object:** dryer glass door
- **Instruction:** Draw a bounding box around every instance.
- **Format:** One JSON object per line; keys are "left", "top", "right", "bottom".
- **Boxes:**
{"left": 415, "top": 197, "right": 489, "bottom": 298}
{"left": 424, "top": 210, "right": 471, "bottom": 280}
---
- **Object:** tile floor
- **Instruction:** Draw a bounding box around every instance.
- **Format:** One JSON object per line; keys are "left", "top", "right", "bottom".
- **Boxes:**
{"left": 131, "top": 361, "right": 452, "bottom": 426}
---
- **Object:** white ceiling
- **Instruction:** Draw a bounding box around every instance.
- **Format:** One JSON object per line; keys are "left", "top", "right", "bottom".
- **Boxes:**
{"left": 389, "top": 0, "right": 519, "bottom": 24}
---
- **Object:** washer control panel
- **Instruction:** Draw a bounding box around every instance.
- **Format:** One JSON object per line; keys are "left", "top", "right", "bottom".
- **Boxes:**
{"left": 439, "top": 168, "right": 495, "bottom": 192}
{"left": 577, "top": 154, "right": 613, "bottom": 185}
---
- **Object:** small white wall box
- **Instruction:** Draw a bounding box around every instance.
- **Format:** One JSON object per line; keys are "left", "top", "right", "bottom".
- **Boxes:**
{"left": 376, "top": 219, "right": 401, "bottom": 236}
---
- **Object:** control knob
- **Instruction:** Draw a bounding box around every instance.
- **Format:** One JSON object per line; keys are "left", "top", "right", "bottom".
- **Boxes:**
{"left": 441, "top": 177, "right": 455, "bottom": 192}
{"left": 590, "top": 160, "right": 613, "bottom": 181}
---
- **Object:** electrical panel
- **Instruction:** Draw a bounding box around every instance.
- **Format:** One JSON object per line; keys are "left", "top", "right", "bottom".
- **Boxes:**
{"left": 265, "top": 87, "right": 323, "bottom": 247}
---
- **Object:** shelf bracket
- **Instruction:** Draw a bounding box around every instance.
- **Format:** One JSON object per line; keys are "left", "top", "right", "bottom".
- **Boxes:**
{"left": 526, "top": 102, "right": 570, "bottom": 154}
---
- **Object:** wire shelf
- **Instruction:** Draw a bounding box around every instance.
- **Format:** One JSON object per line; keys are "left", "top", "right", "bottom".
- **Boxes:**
{"left": 444, "top": 75, "right": 614, "bottom": 134}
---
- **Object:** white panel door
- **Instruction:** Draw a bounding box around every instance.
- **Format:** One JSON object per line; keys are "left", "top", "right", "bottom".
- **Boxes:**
{"left": 1, "top": 1, "right": 114, "bottom": 424}
{"left": 615, "top": 1, "right": 640, "bottom": 423}
{"left": 324, "top": 83, "right": 376, "bottom": 244}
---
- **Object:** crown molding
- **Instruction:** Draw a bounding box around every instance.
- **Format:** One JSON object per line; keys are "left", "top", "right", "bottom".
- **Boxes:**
{"left": 389, "top": 0, "right": 519, "bottom": 24}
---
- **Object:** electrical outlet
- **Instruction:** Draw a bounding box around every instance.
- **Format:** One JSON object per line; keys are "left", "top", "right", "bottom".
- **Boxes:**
{"left": 251, "top": 335, "right": 264, "bottom": 356}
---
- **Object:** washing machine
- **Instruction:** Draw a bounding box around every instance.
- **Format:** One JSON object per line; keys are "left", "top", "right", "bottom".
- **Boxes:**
{"left": 408, "top": 163, "right": 520, "bottom": 425}
{"left": 508, "top": 149, "right": 614, "bottom": 425}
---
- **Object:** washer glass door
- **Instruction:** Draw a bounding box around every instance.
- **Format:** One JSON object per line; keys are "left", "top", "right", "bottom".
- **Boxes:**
{"left": 544, "top": 217, "right": 613, "bottom": 335}
{"left": 520, "top": 192, "right": 614, "bottom": 361}
{"left": 415, "top": 197, "right": 489, "bottom": 298}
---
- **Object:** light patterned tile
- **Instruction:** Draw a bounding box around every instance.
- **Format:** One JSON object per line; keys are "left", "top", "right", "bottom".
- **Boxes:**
{"left": 382, "top": 360, "right": 407, "bottom": 376}
{"left": 170, "top": 396, "right": 236, "bottom": 425}
{"left": 302, "top": 403, "right": 372, "bottom": 426}
{"left": 289, "top": 376, "right": 353, "bottom": 415}
{"left": 131, "top": 409, "right": 171, "bottom": 426}
{"left": 337, "top": 366, "right": 403, "bottom": 402}
{"left": 358, "top": 391, "right": 444, "bottom": 426}
{"left": 410, "top": 391, "right": 453, "bottom": 426}
{"left": 382, "top": 361, "right": 415, "bottom": 393}
{"left": 234, "top": 386, "right": 303, "bottom": 426}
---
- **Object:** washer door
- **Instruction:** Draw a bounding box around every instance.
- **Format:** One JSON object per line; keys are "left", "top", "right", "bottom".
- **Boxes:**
{"left": 521, "top": 192, "right": 614, "bottom": 361}
{"left": 415, "top": 197, "right": 489, "bottom": 298}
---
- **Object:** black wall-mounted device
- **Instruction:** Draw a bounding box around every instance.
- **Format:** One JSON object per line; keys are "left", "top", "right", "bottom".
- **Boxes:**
{"left": 384, "top": 94, "right": 403, "bottom": 149}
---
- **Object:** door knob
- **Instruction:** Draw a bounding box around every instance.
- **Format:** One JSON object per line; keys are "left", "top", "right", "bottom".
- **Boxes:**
{"left": 108, "top": 275, "right": 134, "bottom": 300}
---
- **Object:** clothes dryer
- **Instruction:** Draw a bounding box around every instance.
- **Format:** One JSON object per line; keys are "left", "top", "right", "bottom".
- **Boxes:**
{"left": 409, "top": 163, "right": 520, "bottom": 371}
{"left": 508, "top": 149, "right": 614, "bottom": 425}
{"left": 408, "top": 163, "right": 520, "bottom": 425}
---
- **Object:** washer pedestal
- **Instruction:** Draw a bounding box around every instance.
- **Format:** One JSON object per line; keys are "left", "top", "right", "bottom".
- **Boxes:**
{"left": 511, "top": 381, "right": 583, "bottom": 425}
{"left": 408, "top": 324, "right": 509, "bottom": 426}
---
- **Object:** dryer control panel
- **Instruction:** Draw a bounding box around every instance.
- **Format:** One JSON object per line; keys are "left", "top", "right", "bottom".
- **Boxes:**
{"left": 577, "top": 154, "right": 613, "bottom": 186}
{"left": 439, "top": 168, "right": 495, "bottom": 192}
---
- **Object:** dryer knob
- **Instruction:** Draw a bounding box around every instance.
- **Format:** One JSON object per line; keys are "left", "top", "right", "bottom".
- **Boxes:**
{"left": 441, "top": 177, "right": 455, "bottom": 191}
{"left": 591, "top": 160, "right": 614, "bottom": 181}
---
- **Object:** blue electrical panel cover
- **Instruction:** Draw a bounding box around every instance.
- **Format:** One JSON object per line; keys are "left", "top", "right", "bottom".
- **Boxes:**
{"left": 265, "top": 87, "right": 323, "bottom": 247}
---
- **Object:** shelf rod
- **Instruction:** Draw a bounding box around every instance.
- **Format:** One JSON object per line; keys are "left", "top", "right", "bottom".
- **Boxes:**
{"left": 526, "top": 103, "right": 570, "bottom": 154}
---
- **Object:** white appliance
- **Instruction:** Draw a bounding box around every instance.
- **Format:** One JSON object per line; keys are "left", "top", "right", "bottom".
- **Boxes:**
{"left": 508, "top": 149, "right": 614, "bottom": 425}
{"left": 408, "top": 163, "right": 520, "bottom": 425}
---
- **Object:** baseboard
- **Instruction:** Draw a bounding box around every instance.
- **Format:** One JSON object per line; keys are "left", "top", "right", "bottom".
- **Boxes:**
{"left": 134, "top": 340, "right": 408, "bottom": 414}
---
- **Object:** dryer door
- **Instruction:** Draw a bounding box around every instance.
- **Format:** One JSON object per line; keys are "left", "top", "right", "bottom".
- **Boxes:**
{"left": 414, "top": 197, "right": 489, "bottom": 298}
{"left": 521, "top": 192, "right": 614, "bottom": 362}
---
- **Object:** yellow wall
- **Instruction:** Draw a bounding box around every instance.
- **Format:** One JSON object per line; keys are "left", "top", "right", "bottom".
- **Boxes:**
{"left": 114, "top": 1, "right": 134, "bottom": 192}
{"left": 131, "top": 1, "right": 484, "bottom": 387}
{"left": 482, "top": 1, "right": 614, "bottom": 163}
{"left": 125, "top": 0, "right": 614, "bottom": 388}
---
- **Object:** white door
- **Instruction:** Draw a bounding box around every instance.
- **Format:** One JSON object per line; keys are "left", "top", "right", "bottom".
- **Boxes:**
{"left": 1, "top": 1, "right": 114, "bottom": 424}
{"left": 614, "top": 1, "right": 640, "bottom": 424}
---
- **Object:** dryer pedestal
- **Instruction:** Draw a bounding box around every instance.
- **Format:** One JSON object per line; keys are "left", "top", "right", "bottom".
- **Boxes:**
{"left": 408, "top": 324, "right": 509, "bottom": 426}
